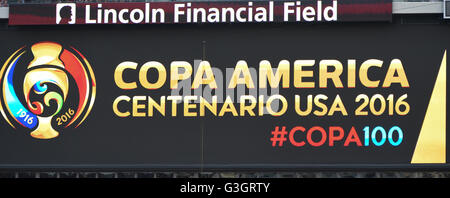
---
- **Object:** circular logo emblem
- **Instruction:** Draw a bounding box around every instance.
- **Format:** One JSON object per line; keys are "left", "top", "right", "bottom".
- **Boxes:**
{"left": 0, "top": 41, "right": 96, "bottom": 139}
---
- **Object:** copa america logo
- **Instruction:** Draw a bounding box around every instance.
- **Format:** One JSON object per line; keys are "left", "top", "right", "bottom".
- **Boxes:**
{"left": 0, "top": 41, "right": 96, "bottom": 139}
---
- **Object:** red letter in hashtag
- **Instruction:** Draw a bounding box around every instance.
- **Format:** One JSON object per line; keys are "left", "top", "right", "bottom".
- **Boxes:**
{"left": 270, "top": 126, "right": 288, "bottom": 147}
{"left": 307, "top": 126, "right": 327, "bottom": 147}
{"left": 344, "top": 127, "right": 362, "bottom": 146}
{"left": 289, "top": 126, "right": 306, "bottom": 147}
{"left": 329, "top": 126, "right": 344, "bottom": 146}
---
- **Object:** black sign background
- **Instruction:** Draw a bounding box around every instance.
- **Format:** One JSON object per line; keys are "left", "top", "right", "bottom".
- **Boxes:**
{"left": 0, "top": 23, "right": 448, "bottom": 170}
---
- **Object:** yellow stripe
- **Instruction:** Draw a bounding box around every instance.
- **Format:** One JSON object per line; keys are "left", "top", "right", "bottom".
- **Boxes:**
{"left": 411, "top": 50, "right": 447, "bottom": 163}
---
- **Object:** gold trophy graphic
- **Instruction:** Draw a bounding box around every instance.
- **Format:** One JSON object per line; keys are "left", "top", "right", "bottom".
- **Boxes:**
{"left": 23, "top": 42, "right": 69, "bottom": 139}
{"left": 0, "top": 41, "right": 95, "bottom": 139}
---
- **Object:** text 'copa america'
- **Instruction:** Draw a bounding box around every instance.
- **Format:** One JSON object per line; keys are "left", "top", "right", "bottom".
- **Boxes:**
{"left": 112, "top": 59, "right": 410, "bottom": 118}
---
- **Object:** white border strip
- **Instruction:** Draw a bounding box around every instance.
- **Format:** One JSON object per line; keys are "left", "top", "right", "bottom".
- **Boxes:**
{"left": 0, "top": 2, "right": 445, "bottom": 19}
{"left": 393, "top": 2, "right": 443, "bottom": 14}
{"left": 0, "top": 7, "right": 8, "bottom": 19}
